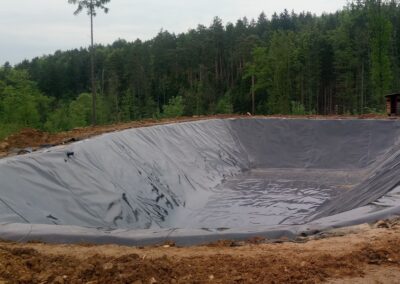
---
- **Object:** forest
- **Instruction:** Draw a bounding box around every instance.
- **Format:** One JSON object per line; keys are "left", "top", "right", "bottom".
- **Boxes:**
{"left": 0, "top": 0, "right": 399, "bottom": 138}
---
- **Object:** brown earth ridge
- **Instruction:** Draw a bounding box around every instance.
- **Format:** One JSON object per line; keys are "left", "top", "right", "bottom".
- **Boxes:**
{"left": 0, "top": 219, "right": 399, "bottom": 283}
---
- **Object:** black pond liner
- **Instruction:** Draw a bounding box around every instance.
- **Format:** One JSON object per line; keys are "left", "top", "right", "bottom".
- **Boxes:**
{"left": 1, "top": 118, "right": 400, "bottom": 246}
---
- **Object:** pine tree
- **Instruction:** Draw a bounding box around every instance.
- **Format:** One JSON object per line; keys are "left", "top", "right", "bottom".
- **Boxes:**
{"left": 367, "top": 0, "right": 393, "bottom": 107}
{"left": 67, "top": 0, "right": 111, "bottom": 125}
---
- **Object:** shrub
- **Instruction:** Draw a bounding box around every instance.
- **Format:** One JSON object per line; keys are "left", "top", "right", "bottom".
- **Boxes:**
{"left": 163, "top": 96, "right": 184, "bottom": 118}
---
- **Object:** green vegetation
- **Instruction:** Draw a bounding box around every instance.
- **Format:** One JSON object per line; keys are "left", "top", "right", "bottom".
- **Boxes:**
{"left": 163, "top": 96, "right": 184, "bottom": 118}
{"left": 0, "top": 69, "right": 52, "bottom": 138}
{"left": 1, "top": 0, "right": 398, "bottom": 138}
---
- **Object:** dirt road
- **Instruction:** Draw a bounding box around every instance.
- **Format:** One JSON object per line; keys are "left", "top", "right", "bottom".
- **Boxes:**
{"left": 0, "top": 219, "right": 399, "bottom": 283}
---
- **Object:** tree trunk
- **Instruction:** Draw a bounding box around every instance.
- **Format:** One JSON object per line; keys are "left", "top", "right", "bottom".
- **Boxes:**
{"left": 215, "top": 57, "right": 218, "bottom": 81}
{"left": 90, "top": 3, "right": 97, "bottom": 126}
{"left": 101, "top": 68, "right": 105, "bottom": 96}
{"left": 361, "top": 62, "right": 364, "bottom": 114}
{"left": 252, "top": 74, "right": 255, "bottom": 115}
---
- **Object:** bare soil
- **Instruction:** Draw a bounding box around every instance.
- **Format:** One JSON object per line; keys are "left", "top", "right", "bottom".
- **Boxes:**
{"left": 0, "top": 114, "right": 390, "bottom": 158}
{"left": 0, "top": 219, "right": 399, "bottom": 283}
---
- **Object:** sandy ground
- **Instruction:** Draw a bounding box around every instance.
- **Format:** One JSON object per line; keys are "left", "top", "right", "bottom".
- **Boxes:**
{"left": 0, "top": 219, "right": 399, "bottom": 283}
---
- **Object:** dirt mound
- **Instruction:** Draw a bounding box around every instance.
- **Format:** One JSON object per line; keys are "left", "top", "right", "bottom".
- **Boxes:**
{"left": 0, "top": 220, "right": 399, "bottom": 283}
{"left": 1, "top": 128, "right": 51, "bottom": 151}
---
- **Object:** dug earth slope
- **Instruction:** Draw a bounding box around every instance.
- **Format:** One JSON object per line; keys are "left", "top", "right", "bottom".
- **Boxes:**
{"left": 0, "top": 219, "right": 400, "bottom": 283}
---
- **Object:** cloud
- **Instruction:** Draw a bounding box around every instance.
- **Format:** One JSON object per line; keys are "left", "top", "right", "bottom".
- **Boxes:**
{"left": 0, "top": 0, "right": 347, "bottom": 65}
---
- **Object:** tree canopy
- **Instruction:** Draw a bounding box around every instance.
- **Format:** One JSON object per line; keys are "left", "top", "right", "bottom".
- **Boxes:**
{"left": 2, "top": 0, "right": 400, "bottom": 139}
{"left": 68, "top": 0, "right": 110, "bottom": 15}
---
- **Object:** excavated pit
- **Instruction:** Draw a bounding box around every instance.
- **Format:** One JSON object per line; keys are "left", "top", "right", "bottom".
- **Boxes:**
{"left": 1, "top": 118, "right": 400, "bottom": 245}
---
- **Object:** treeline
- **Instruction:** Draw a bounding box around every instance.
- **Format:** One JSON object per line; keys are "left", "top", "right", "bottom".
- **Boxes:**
{"left": 1, "top": 0, "right": 399, "bottom": 137}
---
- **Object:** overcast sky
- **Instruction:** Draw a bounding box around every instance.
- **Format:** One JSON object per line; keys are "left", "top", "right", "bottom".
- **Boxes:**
{"left": 0, "top": 0, "right": 347, "bottom": 65}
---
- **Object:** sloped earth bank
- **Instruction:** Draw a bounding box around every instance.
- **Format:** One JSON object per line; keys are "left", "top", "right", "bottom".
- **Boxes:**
{"left": 0, "top": 219, "right": 400, "bottom": 283}
{"left": 1, "top": 118, "right": 400, "bottom": 245}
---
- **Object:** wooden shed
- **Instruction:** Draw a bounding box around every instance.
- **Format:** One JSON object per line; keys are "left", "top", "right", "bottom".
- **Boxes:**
{"left": 386, "top": 93, "right": 400, "bottom": 116}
